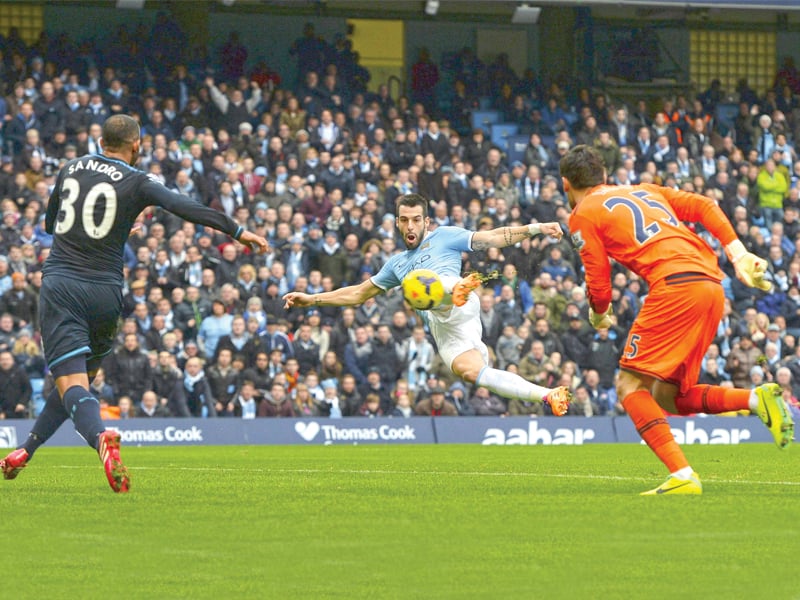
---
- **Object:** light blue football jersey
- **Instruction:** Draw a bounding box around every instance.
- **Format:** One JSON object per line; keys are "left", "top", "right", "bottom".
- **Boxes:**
{"left": 371, "top": 226, "right": 473, "bottom": 291}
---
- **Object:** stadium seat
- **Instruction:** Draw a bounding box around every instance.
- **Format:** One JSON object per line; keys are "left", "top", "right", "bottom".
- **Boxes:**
{"left": 471, "top": 110, "right": 501, "bottom": 134}
{"left": 539, "top": 133, "right": 556, "bottom": 152}
{"left": 490, "top": 123, "right": 520, "bottom": 152}
{"left": 715, "top": 103, "right": 739, "bottom": 131}
{"left": 505, "top": 134, "right": 530, "bottom": 165}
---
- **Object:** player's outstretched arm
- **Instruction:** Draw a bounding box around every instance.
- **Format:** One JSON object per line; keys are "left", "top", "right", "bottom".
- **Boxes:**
{"left": 144, "top": 179, "right": 268, "bottom": 252}
{"left": 472, "top": 222, "right": 563, "bottom": 251}
{"left": 283, "top": 279, "right": 382, "bottom": 310}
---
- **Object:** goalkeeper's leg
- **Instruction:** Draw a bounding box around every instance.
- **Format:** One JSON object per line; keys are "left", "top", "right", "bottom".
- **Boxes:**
{"left": 674, "top": 383, "right": 792, "bottom": 449}
{"left": 673, "top": 384, "right": 751, "bottom": 415}
{"left": 619, "top": 370, "right": 696, "bottom": 480}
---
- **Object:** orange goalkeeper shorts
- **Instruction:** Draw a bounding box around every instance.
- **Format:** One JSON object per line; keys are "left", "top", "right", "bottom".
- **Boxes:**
{"left": 619, "top": 273, "right": 724, "bottom": 394}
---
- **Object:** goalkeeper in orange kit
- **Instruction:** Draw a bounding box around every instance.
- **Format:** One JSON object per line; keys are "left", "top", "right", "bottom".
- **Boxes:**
{"left": 561, "top": 145, "right": 793, "bottom": 495}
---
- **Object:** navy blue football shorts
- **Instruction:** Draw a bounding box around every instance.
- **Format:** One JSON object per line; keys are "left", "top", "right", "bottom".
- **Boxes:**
{"left": 39, "top": 274, "right": 122, "bottom": 375}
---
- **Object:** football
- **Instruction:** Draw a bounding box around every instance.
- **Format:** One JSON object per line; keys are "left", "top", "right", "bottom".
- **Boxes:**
{"left": 402, "top": 269, "right": 446, "bottom": 310}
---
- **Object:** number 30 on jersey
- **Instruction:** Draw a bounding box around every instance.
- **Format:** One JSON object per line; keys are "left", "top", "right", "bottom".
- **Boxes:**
{"left": 55, "top": 177, "right": 118, "bottom": 239}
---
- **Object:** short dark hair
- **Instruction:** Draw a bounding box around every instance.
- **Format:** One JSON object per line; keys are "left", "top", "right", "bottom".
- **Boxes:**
{"left": 101, "top": 114, "right": 140, "bottom": 151}
{"left": 559, "top": 144, "right": 606, "bottom": 190}
{"left": 396, "top": 193, "right": 428, "bottom": 216}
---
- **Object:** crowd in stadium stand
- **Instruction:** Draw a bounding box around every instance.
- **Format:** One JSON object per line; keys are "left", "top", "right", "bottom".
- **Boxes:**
{"left": 1, "top": 17, "right": 800, "bottom": 420}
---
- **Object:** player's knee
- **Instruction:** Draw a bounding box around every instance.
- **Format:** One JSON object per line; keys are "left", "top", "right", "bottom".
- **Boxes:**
{"left": 450, "top": 350, "right": 484, "bottom": 383}
{"left": 451, "top": 362, "right": 480, "bottom": 384}
{"left": 459, "top": 368, "right": 481, "bottom": 384}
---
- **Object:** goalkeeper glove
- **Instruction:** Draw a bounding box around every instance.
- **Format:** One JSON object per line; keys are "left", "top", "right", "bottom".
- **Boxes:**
{"left": 451, "top": 273, "right": 483, "bottom": 307}
{"left": 725, "top": 240, "right": 772, "bottom": 291}
{"left": 589, "top": 306, "right": 614, "bottom": 329}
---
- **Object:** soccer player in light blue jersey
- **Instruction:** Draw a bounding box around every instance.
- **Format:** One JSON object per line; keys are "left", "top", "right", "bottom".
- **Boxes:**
{"left": 284, "top": 193, "right": 572, "bottom": 415}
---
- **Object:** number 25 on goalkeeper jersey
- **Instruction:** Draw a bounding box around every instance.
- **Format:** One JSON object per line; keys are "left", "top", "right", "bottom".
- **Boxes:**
{"left": 567, "top": 183, "right": 736, "bottom": 314}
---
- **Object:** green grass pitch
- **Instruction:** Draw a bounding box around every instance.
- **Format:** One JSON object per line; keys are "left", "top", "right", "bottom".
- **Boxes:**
{"left": 1, "top": 444, "right": 797, "bottom": 600}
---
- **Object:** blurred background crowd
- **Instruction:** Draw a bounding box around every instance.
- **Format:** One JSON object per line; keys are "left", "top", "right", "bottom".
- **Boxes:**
{"left": 1, "top": 15, "right": 800, "bottom": 421}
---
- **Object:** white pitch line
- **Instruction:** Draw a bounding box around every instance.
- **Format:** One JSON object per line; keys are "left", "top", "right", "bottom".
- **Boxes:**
{"left": 53, "top": 465, "right": 800, "bottom": 486}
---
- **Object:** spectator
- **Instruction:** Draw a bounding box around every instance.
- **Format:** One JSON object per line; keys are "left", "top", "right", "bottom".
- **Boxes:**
{"left": 567, "top": 385, "right": 601, "bottom": 417}
{"left": 343, "top": 325, "right": 374, "bottom": 386}
{"left": 104, "top": 332, "right": 152, "bottom": 405}
{"left": 205, "top": 75, "right": 260, "bottom": 134}
{"left": 197, "top": 298, "right": 233, "bottom": 358}
{"left": 519, "top": 340, "right": 557, "bottom": 388}
{"left": 0, "top": 271, "right": 38, "bottom": 330}
{"left": 357, "top": 366, "right": 392, "bottom": 414}
{"left": 400, "top": 324, "right": 434, "bottom": 391}
{"left": 390, "top": 392, "right": 414, "bottom": 418}
{"left": 207, "top": 347, "right": 240, "bottom": 414}
{"left": 410, "top": 48, "right": 439, "bottom": 109}
{"left": 315, "top": 230, "right": 348, "bottom": 287}
{"left": 213, "top": 314, "right": 250, "bottom": 364}
{"left": 152, "top": 350, "right": 190, "bottom": 417}
{"left": 136, "top": 390, "right": 170, "bottom": 418}
{"left": 0, "top": 349, "right": 31, "bottom": 418}
{"left": 292, "top": 382, "right": 323, "bottom": 417}
{"left": 371, "top": 323, "right": 402, "bottom": 389}
{"left": 292, "top": 322, "right": 321, "bottom": 374}
{"left": 415, "top": 386, "right": 458, "bottom": 416}
{"left": 466, "top": 386, "right": 507, "bottom": 416}
{"left": 355, "top": 392, "right": 384, "bottom": 417}
{"left": 337, "top": 373, "right": 362, "bottom": 417}
{"left": 173, "top": 285, "right": 211, "bottom": 341}
{"left": 581, "top": 369, "right": 615, "bottom": 416}
{"left": 585, "top": 327, "right": 622, "bottom": 391}
{"left": 531, "top": 317, "right": 564, "bottom": 358}
{"left": 116, "top": 396, "right": 135, "bottom": 420}
{"left": 182, "top": 356, "right": 216, "bottom": 417}
{"left": 88, "top": 367, "right": 115, "bottom": 405}
{"left": 227, "top": 380, "right": 259, "bottom": 419}
{"left": 258, "top": 380, "right": 295, "bottom": 417}
{"left": 725, "top": 332, "right": 763, "bottom": 388}
{"left": 757, "top": 159, "right": 789, "bottom": 229}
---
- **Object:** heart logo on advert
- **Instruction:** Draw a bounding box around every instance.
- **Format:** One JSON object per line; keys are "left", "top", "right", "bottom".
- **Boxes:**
{"left": 294, "top": 421, "right": 320, "bottom": 441}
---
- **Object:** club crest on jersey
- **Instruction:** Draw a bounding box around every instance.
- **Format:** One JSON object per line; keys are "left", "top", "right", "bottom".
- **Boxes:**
{"left": 571, "top": 230, "right": 585, "bottom": 250}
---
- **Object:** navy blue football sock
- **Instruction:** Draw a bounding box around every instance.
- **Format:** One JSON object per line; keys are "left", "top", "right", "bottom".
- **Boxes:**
{"left": 63, "top": 385, "right": 105, "bottom": 450}
{"left": 22, "top": 388, "right": 70, "bottom": 459}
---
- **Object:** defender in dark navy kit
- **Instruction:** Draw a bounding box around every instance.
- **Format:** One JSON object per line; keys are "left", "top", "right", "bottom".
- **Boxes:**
{"left": 0, "top": 115, "right": 268, "bottom": 492}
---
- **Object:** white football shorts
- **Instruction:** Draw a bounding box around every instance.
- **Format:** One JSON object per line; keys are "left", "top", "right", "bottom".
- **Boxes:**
{"left": 427, "top": 291, "right": 490, "bottom": 370}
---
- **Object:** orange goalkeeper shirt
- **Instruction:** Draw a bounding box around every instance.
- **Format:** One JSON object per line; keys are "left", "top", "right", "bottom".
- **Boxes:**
{"left": 568, "top": 183, "right": 738, "bottom": 313}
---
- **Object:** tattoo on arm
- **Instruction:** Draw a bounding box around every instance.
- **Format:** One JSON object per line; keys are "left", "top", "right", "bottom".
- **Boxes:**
{"left": 473, "top": 226, "right": 524, "bottom": 251}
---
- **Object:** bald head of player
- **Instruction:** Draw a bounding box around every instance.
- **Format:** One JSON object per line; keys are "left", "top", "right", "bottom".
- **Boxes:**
{"left": 100, "top": 114, "right": 141, "bottom": 166}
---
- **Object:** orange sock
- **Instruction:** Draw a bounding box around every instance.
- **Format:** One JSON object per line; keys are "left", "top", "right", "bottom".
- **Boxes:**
{"left": 674, "top": 385, "right": 750, "bottom": 415}
{"left": 623, "top": 390, "right": 688, "bottom": 473}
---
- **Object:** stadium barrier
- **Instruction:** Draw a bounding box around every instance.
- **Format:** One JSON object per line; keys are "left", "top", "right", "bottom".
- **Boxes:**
{"left": 0, "top": 416, "right": 776, "bottom": 447}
